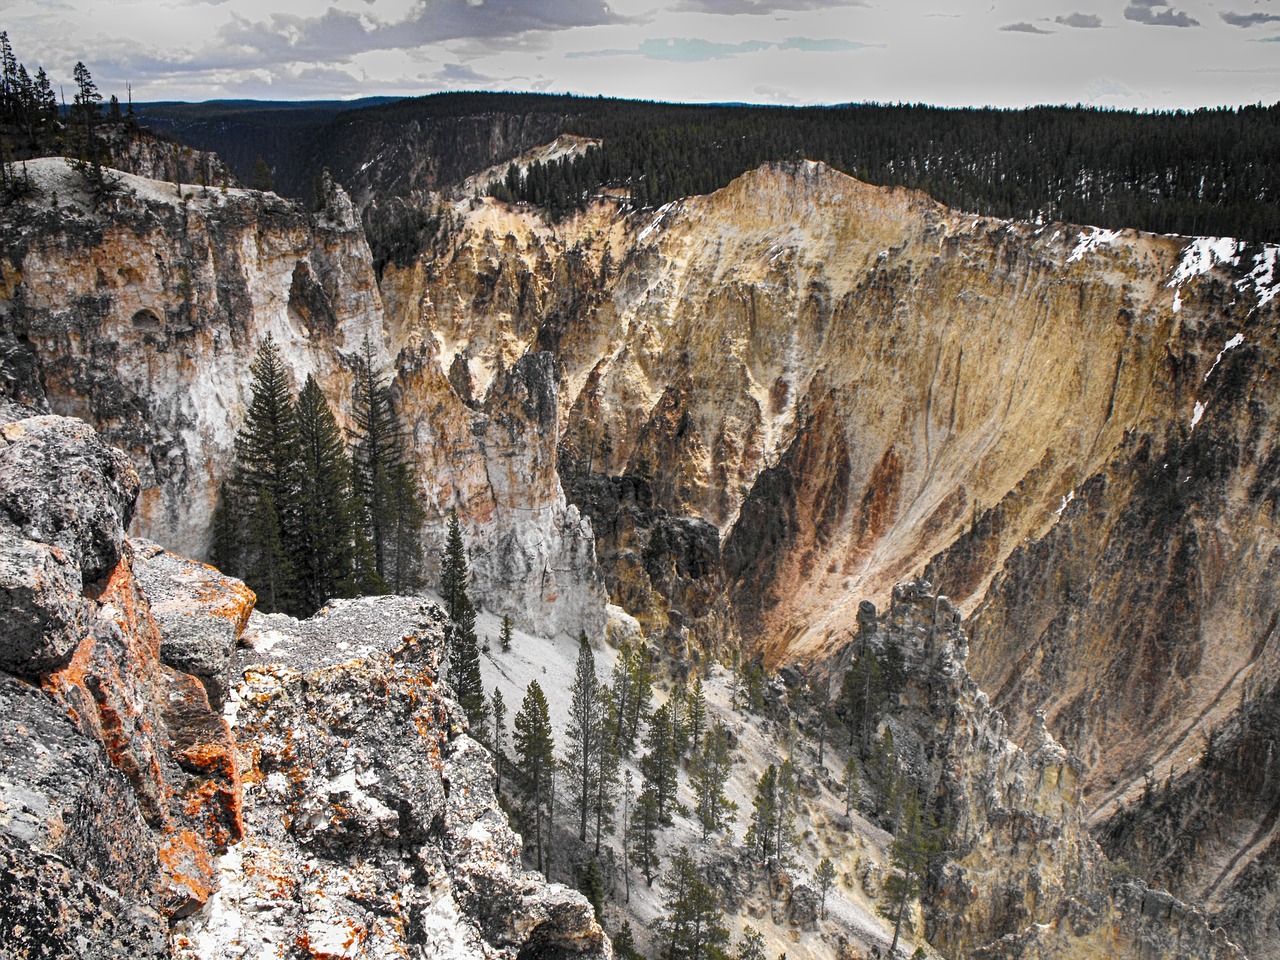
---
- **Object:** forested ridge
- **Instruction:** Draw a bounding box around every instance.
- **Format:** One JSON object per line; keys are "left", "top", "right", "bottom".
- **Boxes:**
{"left": 142, "top": 90, "right": 1280, "bottom": 243}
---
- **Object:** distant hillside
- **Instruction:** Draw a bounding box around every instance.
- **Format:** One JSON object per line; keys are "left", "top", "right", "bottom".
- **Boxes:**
{"left": 136, "top": 93, "right": 1280, "bottom": 244}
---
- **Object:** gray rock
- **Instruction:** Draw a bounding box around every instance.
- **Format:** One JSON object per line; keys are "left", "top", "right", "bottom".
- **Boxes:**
{"left": 0, "top": 535, "right": 90, "bottom": 676}
{"left": 0, "top": 416, "right": 139, "bottom": 586}
{"left": 131, "top": 539, "right": 255, "bottom": 709}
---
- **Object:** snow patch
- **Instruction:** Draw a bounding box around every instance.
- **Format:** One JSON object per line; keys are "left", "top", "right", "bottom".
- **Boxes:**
{"left": 637, "top": 201, "right": 678, "bottom": 245}
{"left": 1203, "top": 333, "right": 1245, "bottom": 382}
{"left": 1169, "top": 237, "right": 1245, "bottom": 288}
{"left": 1240, "top": 245, "right": 1280, "bottom": 308}
{"left": 1055, "top": 490, "right": 1075, "bottom": 518}
{"left": 1190, "top": 401, "right": 1206, "bottom": 432}
{"left": 1066, "top": 227, "right": 1122, "bottom": 264}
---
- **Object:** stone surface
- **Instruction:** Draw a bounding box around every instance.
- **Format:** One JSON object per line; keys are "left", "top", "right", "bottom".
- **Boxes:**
{"left": 174, "top": 596, "right": 611, "bottom": 960}
{"left": 0, "top": 415, "right": 139, "bottom": 587}
{"left": 0, "top": 536, "right": 91, "bottom": 676}
{"left": 131, "top": 538, "right": 256, "bottom": 709}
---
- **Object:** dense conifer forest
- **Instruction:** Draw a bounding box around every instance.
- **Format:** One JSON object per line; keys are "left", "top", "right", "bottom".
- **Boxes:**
{"left": 140, "top": 90, "right": 1280, "bottom": 243}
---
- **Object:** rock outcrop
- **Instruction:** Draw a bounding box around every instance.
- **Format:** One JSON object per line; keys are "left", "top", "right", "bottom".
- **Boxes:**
{"left": 856, "top": 579, "right": 1245, "bottom": 960}
{"left": 174, "top": 596, "right": 610, "bottom": 960}
{"left": 0, "top": 409, "right": 246, "bottom": 953}
{"left": 0, "top": 157, "right": 605, "bottom": 639}
{"left": 0, "top": 409, "right": 609, "bottom": 960}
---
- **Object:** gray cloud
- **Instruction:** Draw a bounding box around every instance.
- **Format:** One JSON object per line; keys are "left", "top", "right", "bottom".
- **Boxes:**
{"left": 1055, "top": 12, "right": 1103, "bottom": 28}
{"left": 1222, "top": 11, "right": 1280, "bottom": 27}
{"left": 216, "top": 1, "right": 626, "bottom": 65}
{"left": 673, "top": 0, "right": 868, "bottom": 14}
{"left": 569, "top": 35, "right": 877, "bottom": 61}
{"left": 1000, "top": 21, "right": 1054, "bottom": 33}
{"left": 1124, "top": 0, "right": 1199, "bottom": 27}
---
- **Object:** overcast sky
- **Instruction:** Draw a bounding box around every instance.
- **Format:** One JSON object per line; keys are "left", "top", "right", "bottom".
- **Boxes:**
{"left": 4, "top": 0, "right": 1278, "bottom": 108}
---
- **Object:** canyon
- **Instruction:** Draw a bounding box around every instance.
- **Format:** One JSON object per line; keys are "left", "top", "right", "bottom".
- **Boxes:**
{"left": 2, "top": 137, "right": 1279, "bottom": 957}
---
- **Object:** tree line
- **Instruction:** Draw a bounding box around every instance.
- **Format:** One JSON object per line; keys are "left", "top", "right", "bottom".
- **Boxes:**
{"left": 471, "top": 94, "right": 1280, "bottom": 242}
{"left": 213, "top": 335, "right": 424, "bottom": 618}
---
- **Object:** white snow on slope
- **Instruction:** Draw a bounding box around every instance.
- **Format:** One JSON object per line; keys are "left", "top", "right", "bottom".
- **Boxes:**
{"left": 1190, "top": 401, "right": 1206, "bottom": 433}
{"left": 1204, "top": 333, "right": 1245, "bottom": 382}
{"left": 1066, "top": 227, "right": 1122, "bottom": 263}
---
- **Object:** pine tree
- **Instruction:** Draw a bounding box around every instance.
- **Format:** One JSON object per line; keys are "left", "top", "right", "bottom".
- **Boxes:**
{"left": 294, "top": 375, "right": 379, "bottom": 610}
{"left": 842, "top": 756, "right": 861, "bottom": 817}
{"left": 609, "top": 643, "right": 636, "bottom": 756}
{"left": 500, "top": 613, "right": 513, "bottom": 652}
{"left": 448, "top": 595, "right": 488, "bottom": 732}
{"left": 815, "top": 857, "right": 837, "bottom": 919}
{"left": 591, "top": 683, "right": 620, "bottom": 855}
{"left": 746, "top": 764, "right": 778, "bottom": 864}
{"left": 736, "top": 927, "right": 767, "bottom": 960}
{"left": 578, "top": 857, "right": 605, "bottom": 922}
{"left": 223, "top": 336, "right": 304, "bottom": 614}
{"left": 566, "top": 631, "right": 603, "bottom": 842}
{"left": 491, "top": 687, "right": 507, "bottom": 793}
{"left": 630, "top": 783, "right": 662, "bottom": 886}
{"left": 620, "top": 768, "right": 636, "bottom": 902}
{"left": 687, "top": 675, "right": 707, "bottom": 755}
{"left": 641, "top": 702, "right": 679, "bottom": 824}
{"left": 614, "top": 921, "right": 643, "bottom": 960}
{"left": 251, "top": 155, "right": 274, "bottom": 191}
{"left": 440, "top": 509, "right": 469, "bottom": 621}
{"left": 350, "top": 334, "right": 422, "bottom": 592}
{"left": 881, "top": 785, "right": 940, "bottom": 957}
{"left": 658, "top": 847, "right": 729, "bottom": 960}
{"left": 514, "top": 681, "right": 556, "bottom": 876}
{"left": 623, "top": 643, "right": 654, "bottom": 753}
{"left": 691, "top": 721, "right": 734, "bottom": 839}
{"left": 772, "top": 759, "right": 798, "bottom": 864}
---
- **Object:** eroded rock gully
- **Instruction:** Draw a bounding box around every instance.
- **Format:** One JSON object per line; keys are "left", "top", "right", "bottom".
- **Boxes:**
{"left": 0, "top": 408, "right": 608, "bottom": 959}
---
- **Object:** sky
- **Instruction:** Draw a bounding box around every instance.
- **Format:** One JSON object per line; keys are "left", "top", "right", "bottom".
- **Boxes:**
{"left": 3, "top": 0, "right": 1279, "bottom": 109}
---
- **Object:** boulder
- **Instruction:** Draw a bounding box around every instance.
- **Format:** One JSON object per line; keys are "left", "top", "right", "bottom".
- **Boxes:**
{"left": 131, "top": 539, "right": 255, "bottom": 709}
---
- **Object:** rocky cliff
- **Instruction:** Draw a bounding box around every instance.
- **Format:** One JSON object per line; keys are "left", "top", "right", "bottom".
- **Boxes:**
{"left": 0, "top": 157, "right": 604, "bottom": 639}
{"left": 0, "top": 406, "right": 609, "bottom": 959}
{"left": 859, "top": 580, "right": 1245, "bottom": 960}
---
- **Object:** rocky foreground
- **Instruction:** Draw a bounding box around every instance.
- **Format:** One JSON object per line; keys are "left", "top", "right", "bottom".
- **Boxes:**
{"left": 0, "top": 403, "right": 608, "bottom": 959}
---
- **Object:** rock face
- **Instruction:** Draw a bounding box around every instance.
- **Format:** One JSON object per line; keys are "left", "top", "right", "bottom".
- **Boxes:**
{"left": 0, "top": 410, "right": 246, "bottom": 954}
{"left": 857, "top": 580, "right": 1245, "bottom": 960}
{"left": 0, "top": 410, "right": 606, "bottom": 959}
{"left": 0, "top": 157, "right": 606, "bottom": 640}
{"left": 173, "top": 596, "right": 610, "bottom": 960}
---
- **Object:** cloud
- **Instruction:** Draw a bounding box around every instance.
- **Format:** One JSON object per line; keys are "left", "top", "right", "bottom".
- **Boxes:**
{"left": 1221, "top": 11, "right": 1280, "bottom": 27}
{"left": 673, "top": 0, "right": 868, "bottom": 14}
{"left": 1123, "top": 0, "right": 1199, "bottom": 27}
{"left": 1055, "top": 12, "right": 1103, "bottom": 28}
{"left": 1256, "top": 34, "right": 1280, "bottom": 42}
{"left": 1086, "top": 78, "right": 1134, "bottom": 99}
{"left": 1000, "top": 22, "right": 1054, "bottom": 33}
{"left": 215, "top": 0, "right": 627, "bottom": 66}
{"left": 569, "top": 35, "right": 878, "bottom": 61}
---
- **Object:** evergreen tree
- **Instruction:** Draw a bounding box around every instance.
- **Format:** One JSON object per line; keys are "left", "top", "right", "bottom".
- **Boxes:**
{"left": 500, "top": 613, "right": 513, "bottom": 652}
{"left": 620, "top": 769, "right": 636, "bottom": 903}
{"left": 881, "top": 786, "right": 940, "bottom": 957}
{"left": 440, "top": 509, "right": 469, "bottom": 621}
{"left": 623, "top": 643, "right": 654, "bottom": 752}
{"left": 687, "top": 675, "right": 707, "bottom": 755}
{"left": 448, "top": 595, "right": 488, "bottom": 732}
{"left": 251, "top": 154, "right": 274, "bottom": 191}
{"left": 746, "top": 764, "right": 778, "bottom": 864}
{"left": 736, "top": 927, "right": 767, "bottom": 960}
{"left": 350, "top": 334, "right": 423, "bottom": 592}
{"left": 294, "top": 375, "right": 379, "bottom": 610}
{"left": 614, "top": 921, "right": 643, "bottom": 960}
{"left": 658, "top": 847, "right": 729, "bottom": 960}
{"left": 630, "top": 783, "right": 662, "bottom": 886}
{"left": 566, "top": 630, "right": 603, "bottom": 842}
{"left": 691, "top": 721, "right": 734, "bottom": 839}
{"left": 815, "top": 857, "right": 837, "bottom": 919}
{"left": 591, "top": 683, "right": 620, "bottom": 855}
{"left": 514, "top": 681, "right": 556, "bottom": 876}
{"left": 842, "top": 756, "right": 861, "bottom": 817}
{"left": 491, "top": 687, "right": 507, "bottom": 793}
{"left": 641, "top": 701, "right": 679, "bottom": 824}
{"left": 222, "top": 336, "right": 303, "bottom": 614}
{"left": 578, "top": 857, "right": 605, "bottom": 922}
{"left": 772, "top": 760, "right": 798, "bottom": 864}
